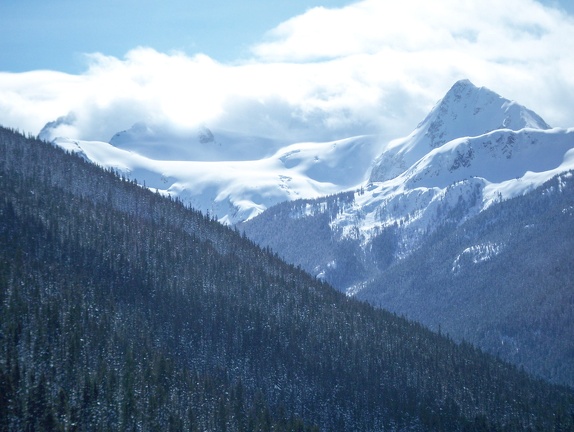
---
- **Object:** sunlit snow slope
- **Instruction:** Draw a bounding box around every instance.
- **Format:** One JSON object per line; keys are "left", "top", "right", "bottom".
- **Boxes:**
{"left": 240, "top": 79, "right": 574, "bottom": 294}
{"left": 330, "top": 80, "right": 573, "bottom": 257}
{"left": 46, "top": 79, "right": 573, "bottom": 234}
{"left": 337, "top": 126, "right": 574, "bottom": 257}
{"left": 52, "top": 132, "right": 382, "bottom": 224}
{"left": 369, "top": 79, "right": 551, "bottom": 182}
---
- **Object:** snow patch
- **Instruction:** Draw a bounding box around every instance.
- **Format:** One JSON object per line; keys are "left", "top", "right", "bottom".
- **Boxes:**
{"left": 451, "top": 242, "right": 504, "bottom": 274}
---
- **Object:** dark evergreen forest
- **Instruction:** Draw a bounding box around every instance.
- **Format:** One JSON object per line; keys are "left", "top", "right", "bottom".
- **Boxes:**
{"left": 241, "top": 169, "right": 574, "bottom": 389}
{"left": 1, "top": 126, "right": 573, "bottom": 431}
{"left": 357, "top": 172, "right": 574, "bottom": 388}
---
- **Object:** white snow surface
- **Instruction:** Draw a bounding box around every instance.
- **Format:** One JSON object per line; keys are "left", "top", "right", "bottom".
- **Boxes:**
{"left": 369, "top": 79, "right": 551, "bottom": 183}
{"left": 331, "top": 126, "right": 574, "bottom": 257}
{"left": 49, "top": 79, "right": 574, "bottom": 241}
{"left": 319, "top": 80, "right": 574, "bottom": 259}
{"left": 53, "top": 132, "right": 384, "bottom": 224}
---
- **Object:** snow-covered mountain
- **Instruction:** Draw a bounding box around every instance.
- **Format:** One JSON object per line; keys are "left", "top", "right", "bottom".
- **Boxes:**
{"left": 35, "top": 79, "right": 574, "bottom": 387}
{"left": 369, "top": 79, "right": 551, "bottom": 182}
{"left": 240, "top": 80, "right": 574, "bottom": 387}
{"left": 336, "top": 126, "right": 574, "bottom": 258}
{"left": 108, "top": 122, "right": 281, "bottom": 161}
{"left": 48, "top": 127, "right": 382, "bottom": 224}
{"left": 337, "top": 80, "right": 571, "bottom": 259}
{"left": 42, "top": 79, "right": 573, "bottom": 246}
{"left": 242, "top": 80, "right": 574, "bottom": 288}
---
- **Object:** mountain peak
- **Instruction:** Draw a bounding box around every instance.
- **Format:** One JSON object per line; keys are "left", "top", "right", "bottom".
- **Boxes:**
{"left": 38, "top": 112, "right": 76, "bottom": 141}
{"left": 439, "top": 79, "right": 495, "bottom": 115}
{"left": 370, "top": 79, "right": 551, "bottom": 182}
{"left": 447, "top": 78, "right": 478, "bottom": 94}
{"left": 423, "top": 79, "right": 550, "bottom": 148}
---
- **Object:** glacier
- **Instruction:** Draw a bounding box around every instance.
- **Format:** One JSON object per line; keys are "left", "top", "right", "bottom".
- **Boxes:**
{"left": 50, "top": 132, "right": 384, "bottom": 225}
{"left": 43, "top": 79, "right": 574, "bottom": 239}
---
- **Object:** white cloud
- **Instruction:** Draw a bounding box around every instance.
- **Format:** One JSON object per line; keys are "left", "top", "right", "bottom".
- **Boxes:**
{"left": 251, "top": 0, "right": 574, "bottom": 126}
{"left": 0, "top": 0, "right": 573, "bottom": 146}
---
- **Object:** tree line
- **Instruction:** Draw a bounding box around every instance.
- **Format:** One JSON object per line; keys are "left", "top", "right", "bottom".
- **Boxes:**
{"left": 1, "top": 126, "right": 573, "bottom": 431}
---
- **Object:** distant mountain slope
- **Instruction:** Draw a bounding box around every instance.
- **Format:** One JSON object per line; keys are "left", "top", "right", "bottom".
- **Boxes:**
{"left": 243, "top": 82, "right": 574, "bottom": 291}
{"left": 357, "top": 171, "right": 574, "bottom": 387}
{"left": 2, "top": 126, "right": 574, "bottom": 430}
{"left": 370, "top": 79, "right": 551, "bottom": 182}
{"left": 40, "top": 119, "right": 383, "bottom": 224}
{"left": 241, "top": 81, "right": 574, "bottom": 387}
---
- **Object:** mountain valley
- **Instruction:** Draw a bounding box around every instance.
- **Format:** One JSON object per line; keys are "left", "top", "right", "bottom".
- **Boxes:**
{"left": 3, "top": 78, "right": 574, "bottom": 429}
{"left": 241, "top": 80, "right": 574, "bottom": 387}
{"left": 38, "top": 80, "right": 574, "bottom": 388}
{"left": 3, "top": 126, "right": 574, "bottom": 430}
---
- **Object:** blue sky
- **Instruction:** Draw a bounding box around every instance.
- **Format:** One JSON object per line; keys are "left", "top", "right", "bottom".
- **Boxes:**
{"left": 3, "top": 0, "right": 568, "bottom": 73}
{"left": 1, "top": 0, "right": 573, "bottom": 143}
{"left": 0, "top": 0, "right": 351, "bottom": 73}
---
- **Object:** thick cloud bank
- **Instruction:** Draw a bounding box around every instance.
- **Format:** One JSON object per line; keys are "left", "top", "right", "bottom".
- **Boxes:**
{"left": 1, "top": 0, "right": 573, "bottom": 144}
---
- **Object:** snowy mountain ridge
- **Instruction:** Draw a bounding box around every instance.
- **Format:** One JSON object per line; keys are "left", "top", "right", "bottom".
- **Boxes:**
{"left": 369, "top": 79, "right": 551, "bottom": 183}
{"left": 240, "top": 80, "right": 574, "bottom": 295}
{"left": 326, "top": 126, "right": 574, "bottom": 261}
{"left": 44, "top": 79, "right": 573, "bottom": 240}
{"left": 51, "top": 132, "right": 382, "bottom": 224}
{"left": 108, "top": 122, "right": 282, "bottom": 162}
{"left": 324, "top": 80, "right": 571, "bottom": 249}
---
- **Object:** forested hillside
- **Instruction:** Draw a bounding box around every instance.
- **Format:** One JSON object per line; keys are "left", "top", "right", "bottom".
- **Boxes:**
{"left": 357, "top": 172, "right": 574, "bottom": 387}
{"left": 1, "top": 126, "right": 573, "bottom": 431}
{"left": 241, "top": 169, "right": 574, "bottom": 389}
